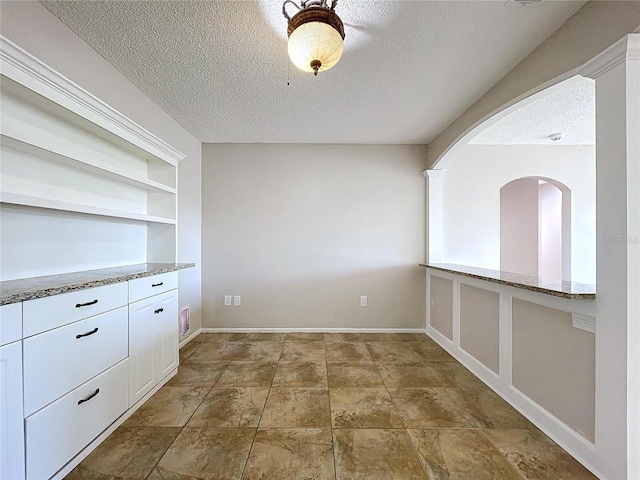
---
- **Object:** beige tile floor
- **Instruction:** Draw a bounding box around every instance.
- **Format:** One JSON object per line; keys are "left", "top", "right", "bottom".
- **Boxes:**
{"left": 66, "top": 333, "right": 596, "bottom": 480}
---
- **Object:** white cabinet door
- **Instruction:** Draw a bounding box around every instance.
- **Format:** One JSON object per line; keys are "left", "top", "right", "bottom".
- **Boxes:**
{"left": 156, "top": 292, "right": 178, "bottom": 380}
{"left": 129, "top": 298, "right": 156, "bottom": 407}
{"left": 0, "top": 341, "right": 26, "bottom": 480}
{"left": 129, "top": 290, "right": 178, "bottom": 407}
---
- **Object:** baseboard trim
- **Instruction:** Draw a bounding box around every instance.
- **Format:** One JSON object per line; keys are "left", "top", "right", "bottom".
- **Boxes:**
{"left": 200, "top": 327, "right": 427, "bottom": 334}
{"left": 179, "top": 328, "right": 202, "bottom": 348}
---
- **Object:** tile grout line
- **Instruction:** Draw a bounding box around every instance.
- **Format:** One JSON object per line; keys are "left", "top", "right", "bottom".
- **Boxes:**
{"left": 370, "top": 341, "right": 433, "bottom": 480}
{"left": 239, "top": 335, "right": 285, "bottom": 479}
{"left": 325, "top": 335, "right": 338, "bottom": 480}
{"left": 144, "top": 340, "right": 227, "bottom": 479}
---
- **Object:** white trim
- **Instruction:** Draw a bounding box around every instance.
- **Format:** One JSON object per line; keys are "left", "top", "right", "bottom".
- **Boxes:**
{"left": 0, "top": 35, "right": 185, "bottom": 165}
{"left": 452, "top": 281, "right": 461, "bottom": 349}
{"left": 427, "top": 268, "right": 596, "bottom": 317}
{"left": 426, "top": 268, "right": 600, "bottom": 476}
{"left": 580, "top": 35, "right": 637, "bottom": 79}
{"left": 200, "top": 328, "right": 427, "bottom": 334}
{"left": 50, "top": 367, "right": 177, "bottom": 480}
{"left": 430, "top": 68, "right": 582, "bottom": 169}
{"left": 498, "top": 293, "right": 512, "bottom": 390}
{"left": 178, "top": 328, "right": 202, "bottom": 348}
{"left": 425, "top": 324, "right": 604, "bottom": 479}
{"left": 423, "top": 169, "right": 448, "bottom": 179}
{"left": 424, "top": 170, "right": 447, "bottom": 263}
{"left": 431, "top": 35, "right": 638, "bottom": 170}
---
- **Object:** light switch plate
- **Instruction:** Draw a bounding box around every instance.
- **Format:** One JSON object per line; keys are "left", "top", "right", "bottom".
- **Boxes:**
{"left": 572, "top": 313, "right": 595, "bottom": 333}
{"left": 224, "top": 295, "right": 232, "bottom": 306}
{"left": 233, "top": 295, "right": 241, "bottom": 306}
{"left": 360, "top": 296, "right": 367, "bottom": 307}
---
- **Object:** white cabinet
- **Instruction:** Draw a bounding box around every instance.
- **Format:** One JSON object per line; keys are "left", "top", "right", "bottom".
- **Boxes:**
{"left": 0, "top": 341, "right": 25, "bottom": 480}
{"left": 0, "top": 38, "right": 188, "bottom": 480}
{"left": 0, "top": 303, "right": 22, "bottom": 346}
{"left": 129, "top": 290, "right": 178, "bottom": 406}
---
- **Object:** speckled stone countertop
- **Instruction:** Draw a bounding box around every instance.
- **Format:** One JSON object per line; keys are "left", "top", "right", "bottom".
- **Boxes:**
{"left": 420, "top": 263, "right": 595, "bottom": 299}
{"left": 0, "top": 263, "right": 195, "bottom": 305}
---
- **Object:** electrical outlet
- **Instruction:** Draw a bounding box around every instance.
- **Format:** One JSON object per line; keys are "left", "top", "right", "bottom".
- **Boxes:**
{"left": 430, "top": 298, "right": 435, "bottom": 308}
{"left": 360, "top": 296, "right": 367, "bottom": 307}
{"left": 224, "top": 295, "right": 232, "bottom": 306}
{"left": 233, "top": 295, "right": 241, "bottom": 306}
{"left": 572, "top": 313, "right": 595, "bottom": 333}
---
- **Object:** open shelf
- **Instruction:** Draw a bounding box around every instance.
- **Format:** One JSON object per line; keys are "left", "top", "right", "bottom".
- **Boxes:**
{"left": 0, "top": 38, "right": 183, "bottom": 280}
{"left": 0, "top": 135, "right": 176, "bottom": 195}
{"left": 0, "top": 193, "right": 176, "bottom": 225}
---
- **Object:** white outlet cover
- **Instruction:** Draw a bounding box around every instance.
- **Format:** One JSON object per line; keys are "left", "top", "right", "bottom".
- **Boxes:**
{"left": 360, "top": 296, "right": 367, "bottom": 307}
{"left": 571, "top": 313, "right": 595, "bottom": 333}
{"left": 233, "top": 295, "right": 241, "bottom": 306}
{"left": 224, "top": 295, "right": 232, "bottom": 306}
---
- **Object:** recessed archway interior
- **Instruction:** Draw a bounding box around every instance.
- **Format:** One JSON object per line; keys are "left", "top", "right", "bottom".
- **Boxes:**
{"left": 428, "top": 74, "right": 596, "bottom": 284}
{"left": 500, "top": 177, "right": 570, "bottom": 280}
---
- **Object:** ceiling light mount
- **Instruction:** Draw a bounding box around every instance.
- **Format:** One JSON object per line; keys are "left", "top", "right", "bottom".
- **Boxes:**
{"left": 283, "top": 0, "right": 345, "bottom": 76}
{"left": 548, "top": 133, "right": 565, "bottom": 142}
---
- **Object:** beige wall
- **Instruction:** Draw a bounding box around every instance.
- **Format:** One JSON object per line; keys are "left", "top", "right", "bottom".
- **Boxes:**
{"left": 426, "top": 1, "right": 640, "bottom": 168}
{"left": 201, "top": 144, "right": 426, "bottom": 329}
{"left": 460, "top": 284, "right": 499, "bottom": 374}
{"left": 512, "top": 298, "right": 595, "bottom": 442}
{"left": 0, "top": 1, "right": 203, "bottom": 334}
{"left": 429, "top": 276, "right": 453, "bottom": 340}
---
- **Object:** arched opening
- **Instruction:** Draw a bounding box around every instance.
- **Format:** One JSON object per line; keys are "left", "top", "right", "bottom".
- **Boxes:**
{"left": 425, "top": 74, "right": 595, "bottom": 285}
{"left": 500, "top": 177, "right": 571, "bottom": 280}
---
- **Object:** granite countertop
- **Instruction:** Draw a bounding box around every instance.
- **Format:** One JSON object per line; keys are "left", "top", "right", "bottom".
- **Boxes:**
{"left": 420, "top": 263, "right": 595, "bottom": 299}
{"left": 0, "top": 263, "right": 195, "bottom": 305}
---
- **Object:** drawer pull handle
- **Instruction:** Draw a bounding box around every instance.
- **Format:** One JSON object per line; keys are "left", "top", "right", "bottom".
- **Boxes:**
{"left": 152, "top": 282, "right": 164, "bottom": 287}
{"left": 76, "top": 327, "right": 99, "bottom": 339}
{"left": 78, "top": 388, "right": 100, "bottom": 405}
{"left": 76, "top": 299, "right": 98, "bottom": 308}
{"left": 154, "top": 308, "right": 164, "bottom": 314}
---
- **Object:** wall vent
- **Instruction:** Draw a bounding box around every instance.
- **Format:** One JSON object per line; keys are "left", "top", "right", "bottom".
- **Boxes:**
{"left": 179, "top": 305, "right": 190, "bottom": 337}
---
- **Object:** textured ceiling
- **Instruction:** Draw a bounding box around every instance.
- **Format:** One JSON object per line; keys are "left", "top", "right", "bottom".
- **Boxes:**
{"left": 42, "top": 0, "right": 586, "bottom": 144}
{"left": 470, "top": 75, "right": 595, "bottom": 145}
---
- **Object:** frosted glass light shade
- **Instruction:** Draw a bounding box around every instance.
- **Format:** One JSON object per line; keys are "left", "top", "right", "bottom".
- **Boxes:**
{"left": 288, "top": 21, "right": 344, "bottom": 74}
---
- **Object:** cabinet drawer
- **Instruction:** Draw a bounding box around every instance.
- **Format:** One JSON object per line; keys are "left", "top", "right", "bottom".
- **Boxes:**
{"left": 23, "top": 306, "right": 128, "bottom": 416}
{"left": 26, "top": 359, "right": 128, "bottom": 480}
{"left": 129, "top": 271, "right": 178, "bottom": 303}
{"left": 23, "top": 282, "right": 127, "bottom": 337}
{"left": 0, "top": 302, "right": 22, "bottom": 346}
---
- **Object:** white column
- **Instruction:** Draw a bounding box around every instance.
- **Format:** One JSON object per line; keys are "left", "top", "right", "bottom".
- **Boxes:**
{"left": 423, "top": 169, "right": 447, "bottom": 264}
{"left": 623, "top": 34, "right": 640, "bottom": 480}
{"left": 582, "top": 33, "right": 640, "bottom": 480}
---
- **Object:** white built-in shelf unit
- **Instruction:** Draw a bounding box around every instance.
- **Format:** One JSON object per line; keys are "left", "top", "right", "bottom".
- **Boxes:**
{"left": 0, "top": 36, "right": 185, "bottom": 281}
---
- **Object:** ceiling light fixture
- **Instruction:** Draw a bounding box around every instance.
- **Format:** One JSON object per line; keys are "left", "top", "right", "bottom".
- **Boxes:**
{"left": 283, "top": 0, "right": 346, "bottom": 76}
